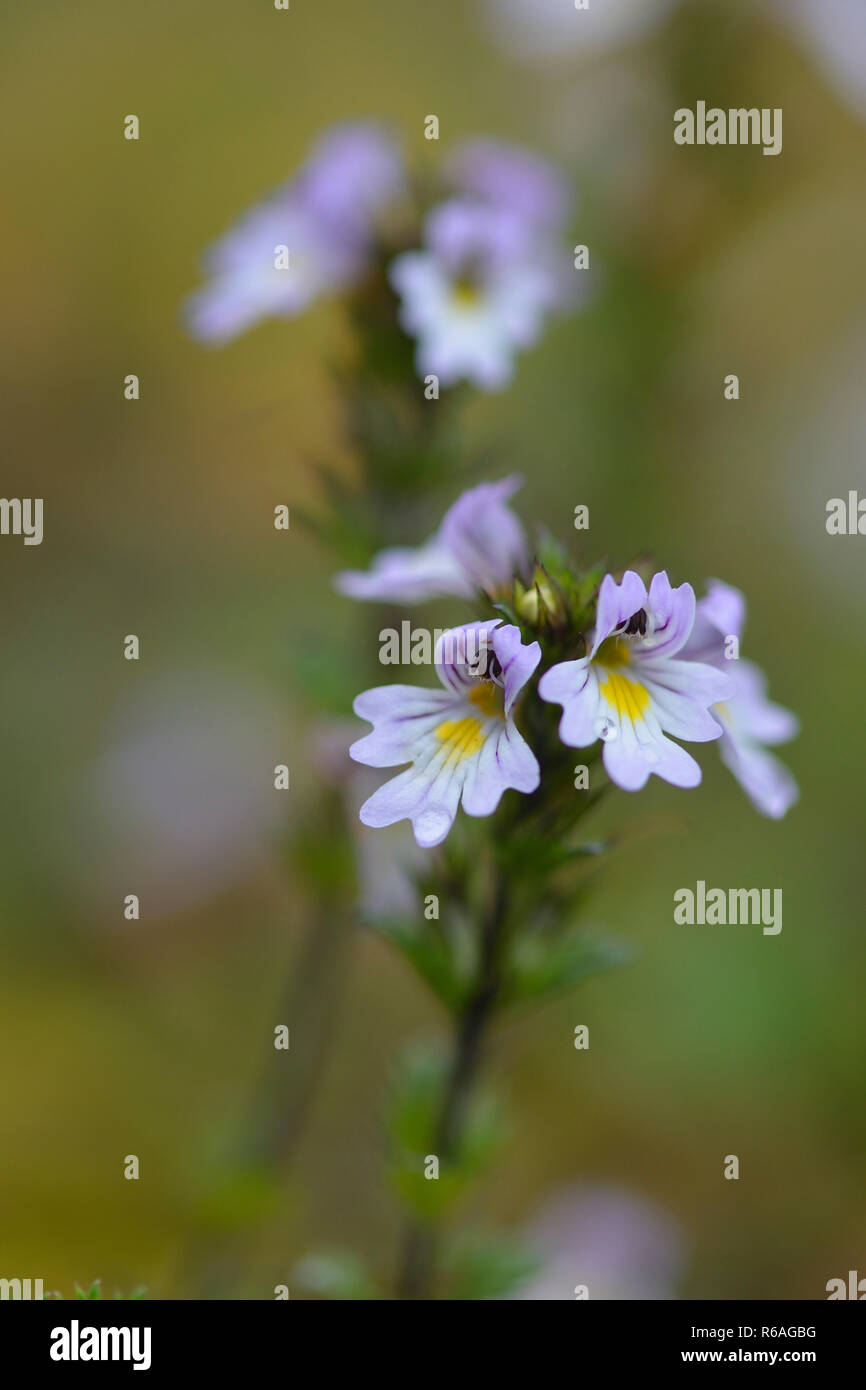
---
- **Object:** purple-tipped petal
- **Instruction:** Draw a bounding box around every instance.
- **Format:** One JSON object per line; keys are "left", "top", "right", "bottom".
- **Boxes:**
{"left": 591, "top": 571, "right": 648, "bottom": 652}
{"left": 718, "top": 738, "right": 799, "bottom": 820}
{"left": 641, "top": 572, "right": 696, "bottom": 658}
{"left": 350, "top": 685, "right": 453, "bottom": 768}
{"left": 336, "top": 477, "right": 526, "bottom": 605}
{"left": 448, "top": 137, "right": 571, "bottom": 229}
{"left": 438, "top": 475, "right": 528, "bottom": 590}
{"left": 335, "top": 541, "right": 471, "bottom": 603}
{"left": 491, "top": 621, "right": 541, "bottom": 714}
{"left": 725, "top": 661, "right": 800, "bottom": 746}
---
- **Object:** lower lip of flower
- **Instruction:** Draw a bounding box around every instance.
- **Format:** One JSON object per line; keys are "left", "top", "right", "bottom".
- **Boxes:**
{"left": 434, "top": 714, "right": 486, "bottom": 765}
{"left": 597, "top": 668, "right": 650, "bottom": 724}
{"left": 433, "top": 682, "right": 504, "bottom": 766}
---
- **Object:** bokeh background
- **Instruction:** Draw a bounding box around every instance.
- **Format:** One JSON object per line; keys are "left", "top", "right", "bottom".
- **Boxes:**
{"left": 1, "top": 0, "right": 864, "bottom": 1299}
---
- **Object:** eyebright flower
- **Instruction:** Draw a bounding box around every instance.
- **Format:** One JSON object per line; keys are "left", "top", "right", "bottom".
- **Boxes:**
{"left": 447, "top": 138, "right": 570, "bottom": 231}
{"left": 335, "top": 476, "right": 528, "bottom": 603}
{"left": 389, "top": 199, "right": 561, "bottom": 390}
{"left": 350, "top": 620, "right": 541, "bottom": 848}
{"left": 538, "top": 570, "right": 733, "bottom": 792}
{"left": 684, "top": 579, "right": 799, "bottom": 818}
{"left": 186, "top": 122, "right": 404, "bottom": 343}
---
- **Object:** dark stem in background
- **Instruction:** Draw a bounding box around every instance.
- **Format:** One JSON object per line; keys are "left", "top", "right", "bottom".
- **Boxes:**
{"left": 186, "top": 789, "right": 358, "bottom": 1299}
{"left": 397, "top": 866, "right": 510, "bottom": 1301}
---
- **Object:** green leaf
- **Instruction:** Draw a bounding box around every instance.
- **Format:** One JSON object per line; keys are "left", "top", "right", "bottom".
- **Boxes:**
{"left": 49, "top": 1281, "right": 146, "bottom": 1301}
{"left": 444, "top": 1233, "right": 540, "bottom": 1301}
{"left": 505, "top": 930, "right": 632, "bottom": 1007}
{"left": 368, "top": 917, "right": 464, "bottom": 1011}
{"left": 74, "top": 1280, "right": 102, "bottom": 1300}
{"left": 384, "top": 1043, "right": 506, "bottom": 1219}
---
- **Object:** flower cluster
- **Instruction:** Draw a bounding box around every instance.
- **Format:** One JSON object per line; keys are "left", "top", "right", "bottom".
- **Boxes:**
{"left": 186, "top": 123, "right": 576, "bottom": 389}
{"left": 343, "top": 480, "right": 798, "bottom": 846}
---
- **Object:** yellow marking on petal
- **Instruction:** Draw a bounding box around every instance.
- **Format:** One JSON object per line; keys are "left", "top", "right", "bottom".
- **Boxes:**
{"left": 594, "top": 636, "right": 632, "bottom": 668}
{"left": 597, "top": 669, "right": 650, "bottom": 724}
{"left": 452, "top": 278, "right": 482, "bottom": 309}
{"left": 713, "top": 701, "right": 730, "bottom": 725}
{"left": 468, "top": 681, "right": 503, "bottom": 718}
{"left": 435, "top": 715, "right": 486, "bottom": 766}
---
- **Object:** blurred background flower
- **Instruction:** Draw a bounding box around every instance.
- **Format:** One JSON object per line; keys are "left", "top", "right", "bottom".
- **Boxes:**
{"left": 186, "top": 123, "right": 406, "bottom": 342}
{"left": 771, "top": 0, "right": 866, "bottom": 119}
{"left": 515, "top": 1183, "right": 685, "bottom": 1300}
{"left": 73, "top": 671, "right": 290, "bottom": 917}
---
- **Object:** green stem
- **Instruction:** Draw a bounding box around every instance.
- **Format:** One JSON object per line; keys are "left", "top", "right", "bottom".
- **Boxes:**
{"left": 397, "top": 864, "right": 510, "bottom": 1300}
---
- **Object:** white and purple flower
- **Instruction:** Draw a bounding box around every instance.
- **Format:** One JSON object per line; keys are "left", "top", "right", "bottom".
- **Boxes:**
{"left": 684, "top": 579, "right": 799, "bottom": 818}
{"left": 186, "top": 122, "right": 404, "bottom": 343}
{"left": 389, "top": 198, "right": 562, "bottom": 391}
{"left": 447, "top": 138, "right": 571, "bottom": 231}
{"left": 335, "top": 475, "right": 528, "bottom": 603}
{"left": 350, "top": 620, "right": 541, "bottom": 848}
{"left": 538, "top": 570, "right": 732, "bottom": 792}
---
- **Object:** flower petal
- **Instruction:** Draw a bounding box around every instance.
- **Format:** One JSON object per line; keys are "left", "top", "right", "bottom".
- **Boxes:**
{"left": 538, "top": 658, "right": 598, "bottom": 746}
{"left": 603, "top": 725, "right": 702, "bottom": 792}
{"left": 437, "top": 475, "right": 528, "bottom": 589}
{"left": 641, "top": 572, "right": 696, "bottom": 658}
{"left": 461, "top": 720, "right": 540, "bottom": 817}
{"left": 491, "top": 622, "right": 541, "bottom": 714}
{"left": 638, "top": 658, "right": 733, "bottom": 742}
{"left": 350, "top": 685, "right": 455, "bottom": 767}
{"left": 335, "top": 541, "right": 470, "bottom": 603}
{"left": 358, "top": 763, "right": 462, "bottom": 847}
{"left": 719, "top": 737, "right": 798, "bottom": 819}
{"left": 591, "top": 571, "right": 648, "bottom": 653}
{"left": 726, "top": 661, "right": 800, "bottom": 746}
{"left": 434, "top": 619, "right": 503, "bottom": 697}
{"left": 685, "top": 584, "right": 743, "bottom": 664}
